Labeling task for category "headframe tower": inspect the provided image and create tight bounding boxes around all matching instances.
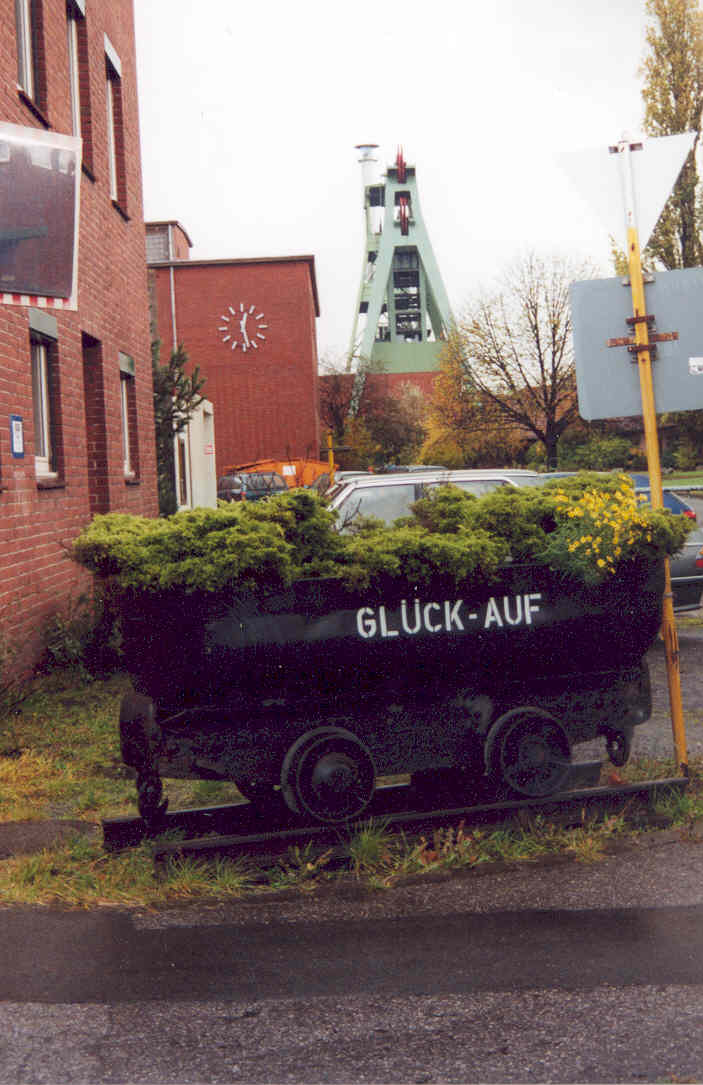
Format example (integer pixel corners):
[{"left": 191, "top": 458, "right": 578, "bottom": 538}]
[{"left": 347, "top": 145, "right": 452, "bottom": 404}]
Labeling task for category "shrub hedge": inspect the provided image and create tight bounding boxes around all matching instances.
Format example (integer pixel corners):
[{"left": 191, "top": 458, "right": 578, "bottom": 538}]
[{"left": 71, "top": 474, "right": 691, "bottom": 597}]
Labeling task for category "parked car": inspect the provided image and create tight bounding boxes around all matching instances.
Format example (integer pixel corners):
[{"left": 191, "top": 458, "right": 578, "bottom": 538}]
[
  {"left": 326, "top": 468, "right": 546, "bottom": 529},
  {"left": 627, "top": 474, "right": 697, "bottom": 521},
  {"left": 217, "top": 471, "right": 288, "bottom": 503},
  {"left": 627, "top": 478, "right": 702, "bottom": 609},
  {"left": 668, "top": 528, "right": 703, "bottom": 610}
]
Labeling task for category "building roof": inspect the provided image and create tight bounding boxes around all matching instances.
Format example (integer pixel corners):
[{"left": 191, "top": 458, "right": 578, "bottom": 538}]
[
  {"left": 145, "top": 220, "right": 194, "bottom": 247},
  {"left": 147, "top": 253, "right": 320, "bottom": 317}
]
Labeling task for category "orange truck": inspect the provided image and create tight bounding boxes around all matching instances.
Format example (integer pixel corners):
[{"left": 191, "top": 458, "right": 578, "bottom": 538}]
[{"left": 224, "top": 458, "right": 335, "bottom": 492}]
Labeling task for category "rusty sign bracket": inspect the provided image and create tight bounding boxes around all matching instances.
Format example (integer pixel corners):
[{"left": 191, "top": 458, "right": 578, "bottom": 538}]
[{"left": 606, "top": 313, "right": 678, "bottom": 361}]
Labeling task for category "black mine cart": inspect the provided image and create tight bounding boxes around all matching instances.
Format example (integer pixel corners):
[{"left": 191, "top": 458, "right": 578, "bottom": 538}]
[{"left": 117, "top": 558, "right": 665, "bottom": 825}]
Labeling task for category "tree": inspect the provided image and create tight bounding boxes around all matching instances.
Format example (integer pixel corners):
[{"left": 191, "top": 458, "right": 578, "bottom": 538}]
[
  {"left": 318, "top": 358, "right": 352, "bottom": 443},
  {"left": 640, "top": 0, "right": 703, "bottom": 269},
  {"left": 318, "top": 357, "right": 428, "bottom": 467},
  {"left": 640, "top": 0, "right": 703, "bottom": 465},
  {"left": 152, "top": 341, "right": 207, "bottom": 516},
  {"left": 443, "top": 253, "right": 586, "bottom": 469},
  {"left": 423, "top": 330, "right": 526, "bottom": 467}
]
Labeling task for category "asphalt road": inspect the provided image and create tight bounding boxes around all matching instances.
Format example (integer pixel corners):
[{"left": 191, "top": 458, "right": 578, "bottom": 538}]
[{"left": 3, "top": 834, "right": 703, "bottom": 1083}]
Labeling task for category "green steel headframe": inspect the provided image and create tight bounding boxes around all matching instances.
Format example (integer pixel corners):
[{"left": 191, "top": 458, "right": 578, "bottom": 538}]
[{"left": 347, "top": 145, "right": 452, "bottom": 409}]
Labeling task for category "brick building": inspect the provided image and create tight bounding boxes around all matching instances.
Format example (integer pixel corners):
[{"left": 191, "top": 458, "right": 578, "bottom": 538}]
[
  {"left": 147, "top": 222, "right": 321, "bottom": 473},
  {"left": 0, "top": 0, "right": 157, "bottom": 669}
]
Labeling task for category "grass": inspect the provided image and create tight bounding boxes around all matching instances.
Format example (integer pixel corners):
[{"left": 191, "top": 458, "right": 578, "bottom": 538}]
[
  {"left": 666, "top": 471, "right": 703, "bottom": 489},
  {"left": 1, "top": 667, "right": 703, "bottom": 908}
]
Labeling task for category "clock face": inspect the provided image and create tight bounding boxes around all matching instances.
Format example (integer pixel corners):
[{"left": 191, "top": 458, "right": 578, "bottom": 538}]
[{"left": 218, "top": 303, "right": 268, "bottom": 352}]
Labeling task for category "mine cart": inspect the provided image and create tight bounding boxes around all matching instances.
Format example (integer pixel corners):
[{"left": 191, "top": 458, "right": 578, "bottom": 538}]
[{"left": 117, "top": 558, "right": 664, "bottom": 825}]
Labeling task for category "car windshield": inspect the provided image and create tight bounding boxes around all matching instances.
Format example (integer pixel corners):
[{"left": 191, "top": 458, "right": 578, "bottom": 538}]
[
  {"left": 336, "top": 483, "right": 417, "bottom": 526},
  {"left": 422, "top": 479, "right": 510, "bottom": 497}
]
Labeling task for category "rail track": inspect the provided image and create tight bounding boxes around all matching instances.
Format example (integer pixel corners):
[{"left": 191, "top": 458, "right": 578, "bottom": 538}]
[{"left": 102, "top": 766, "right": 688, "bottom": 875}]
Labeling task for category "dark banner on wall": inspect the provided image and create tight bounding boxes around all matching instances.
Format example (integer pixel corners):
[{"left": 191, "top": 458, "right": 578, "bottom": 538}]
[{"left": 0, "top": 122, "right": 81, "bottom": 310}]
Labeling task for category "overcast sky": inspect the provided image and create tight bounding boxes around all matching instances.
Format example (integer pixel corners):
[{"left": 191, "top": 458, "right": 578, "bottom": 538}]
[{"left": 133, "top": 0, "right": 651, "bottom": 362}]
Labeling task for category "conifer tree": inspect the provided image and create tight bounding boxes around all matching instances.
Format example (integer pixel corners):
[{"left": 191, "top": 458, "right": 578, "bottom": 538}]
[{"left": 152, "top": 341, "right": 206, "bottom": 516}]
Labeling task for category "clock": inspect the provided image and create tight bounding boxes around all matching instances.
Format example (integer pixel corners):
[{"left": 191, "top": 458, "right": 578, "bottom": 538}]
[{"left": 218, "top": 303, "right": 268, "bottom": 352}]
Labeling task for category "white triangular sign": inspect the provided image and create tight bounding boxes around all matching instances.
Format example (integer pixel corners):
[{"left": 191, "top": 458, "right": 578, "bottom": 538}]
[
  {"left": 556, "top": 131, "right": 696, "bottom": 250},
  {"left": 631, "top": 132, "right": 696, "bottom": 249}
]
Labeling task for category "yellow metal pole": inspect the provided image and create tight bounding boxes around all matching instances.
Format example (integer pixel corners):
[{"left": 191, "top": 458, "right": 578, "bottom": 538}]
[
  {"left": 327, "top": 432, "right": 335, "bottom": 485},
  {"left": 626, "top": 225, "right": 688, "bottom": 775}
]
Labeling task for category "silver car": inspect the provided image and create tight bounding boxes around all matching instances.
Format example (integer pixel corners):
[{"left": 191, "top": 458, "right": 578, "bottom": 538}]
[{"left": 327, "top": 468, "right": 546, "bottom": 529}]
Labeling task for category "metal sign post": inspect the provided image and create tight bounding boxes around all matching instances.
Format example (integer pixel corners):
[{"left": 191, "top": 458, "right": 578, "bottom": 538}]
[{"left": 614, "top": 137, "right": 687, "bottom": 774}]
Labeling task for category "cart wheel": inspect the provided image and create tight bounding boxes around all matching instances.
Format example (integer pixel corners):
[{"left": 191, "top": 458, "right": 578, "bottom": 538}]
[
  {"left": 281, "top": 727, "right": 376, "bottom": 823},
  {"left": 485, "top": 708, "right": 571, "bottom": 798},
  {"left": 605, "top": 728, "right": 632, "bottom": 767},
  {"left": 136, "top": 770, "right": 168, "bottom": 827}
]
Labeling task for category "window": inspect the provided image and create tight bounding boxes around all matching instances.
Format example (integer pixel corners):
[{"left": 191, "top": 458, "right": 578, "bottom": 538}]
[
  {"left": 336, "top": 483, "right": 417, "bottom": 529},
  {"left": 105, "top": 36, "right": 126, "bottom": 210},
  {"left": 31, "top": 339, "right": 53, "bottom": 475},
  {"left": 67, "top": 8, "right": 80, "bottom": 135},
  {"left": 424, "top": 479, "right": 509, "bottom": 497},
  {"left": 29, "top": 311, "right": 62, "bottom": 482},
  {"left": 82, "top": 333, "right": 109, "bottom": 514},
  {"left": 118, "top": 352, "right": 139, "bottom": 481},
  {"left": 15, "top": 0, "right": 47, "bottom": 115},
  {"left": 66, "top": 1, "right": 92, "bottom": 170},
  {"left": 176, "top": 433, "right": 189, "bottom": 507},
  {"left": 119, "top": 375, "right": 131, "bottom": 475},
  {"left": 15, "top": 0, "right": 35, "bottom": 97}
]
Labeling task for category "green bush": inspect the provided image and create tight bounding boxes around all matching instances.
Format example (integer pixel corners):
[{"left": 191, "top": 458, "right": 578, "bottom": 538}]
[
  {"left": 558, "top": 435, "right": 633, "bottom": 471},
  {"left": 673, "top": 439, "right": 699, "bottom": 471},
  {"left": 71, "top": 491, "right": 344, "bottom": 595},
  {"left": 72, "top": 475, "right": 692, "bottom": 599}
]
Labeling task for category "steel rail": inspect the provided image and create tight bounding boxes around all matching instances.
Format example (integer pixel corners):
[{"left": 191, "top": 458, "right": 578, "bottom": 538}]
[{"left": 102, "top": 769, "right": 688, "bottom": 872}]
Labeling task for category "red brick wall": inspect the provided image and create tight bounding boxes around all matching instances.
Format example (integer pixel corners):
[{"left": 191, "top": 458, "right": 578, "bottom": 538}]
[
  {"left": 150, "top": 258, "right": 320, "bottom": 472},
  {"left": 0, "top": 0, "right": 157, "bottom": 671},
  {"left": 319, "top": 370, "right": 437, "bottom": 412},
  {"left": 364, "top": 371, "right": 437, "bottom": 400}
]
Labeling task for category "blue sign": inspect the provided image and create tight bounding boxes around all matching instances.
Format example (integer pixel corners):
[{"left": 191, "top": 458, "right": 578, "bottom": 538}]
[
  {"left": 10, "top": 414, "right": 23, "bottom": 458},
  {"left": 571, "top": 267, "right": 703, "bottom": 420}
]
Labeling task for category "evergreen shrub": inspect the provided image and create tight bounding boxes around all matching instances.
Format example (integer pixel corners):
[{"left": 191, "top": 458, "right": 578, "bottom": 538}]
[{"left": 72, "top": 475, "right": 691, "bottom": 599}]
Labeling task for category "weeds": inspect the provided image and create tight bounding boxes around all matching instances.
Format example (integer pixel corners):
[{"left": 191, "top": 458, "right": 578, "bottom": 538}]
[
  {"left": 346, "top": 819, "right": 395, "bottom": 875},
  {"left": 267, "top": 842, "right": 334, "bottom": 891}
]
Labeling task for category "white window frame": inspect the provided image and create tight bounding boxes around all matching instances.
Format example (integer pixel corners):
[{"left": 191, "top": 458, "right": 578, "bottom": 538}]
[
  {"left": 120, "top": 373, "right": 133, "bottom": 477},
  {"left": 31, "top": 339, "right": 53, "bottom": 476},
  {"left": 106, "top": 70, "right": 117, "bottom": 200},
  {"left": 15, "top": 0, "right": 34, "bottom": 98},
  {"left": 175, "top": 430, "right": 191, "bottom": 508},
  {"left": 67, "top": 7, "right": 81, "bottom": 138},
  {"left": 105, "top": 38, "right": 122, "bottom": 203}
]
